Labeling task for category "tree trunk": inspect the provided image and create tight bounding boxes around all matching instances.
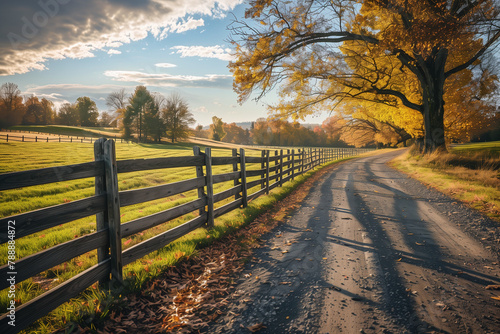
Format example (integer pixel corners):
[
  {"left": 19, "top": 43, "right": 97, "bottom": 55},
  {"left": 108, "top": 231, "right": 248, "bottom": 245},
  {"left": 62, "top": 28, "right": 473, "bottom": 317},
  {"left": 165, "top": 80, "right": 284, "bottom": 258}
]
[{"left": 417, "top": 49, "right": 448, "bottom": 153}]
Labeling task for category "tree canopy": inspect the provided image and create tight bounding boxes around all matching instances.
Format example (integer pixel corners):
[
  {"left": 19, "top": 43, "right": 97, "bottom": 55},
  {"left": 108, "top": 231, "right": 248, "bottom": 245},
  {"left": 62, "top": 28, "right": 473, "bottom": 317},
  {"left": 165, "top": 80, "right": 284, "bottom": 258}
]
[
  {"left": 162, "top": 93, "right": 195, "bottom": 143},
  {"left": 210, "top": 116, "right": 226, "bottom": 141},
  {"left": 229, "top": 0, "right": 500, "bottom": 151},
  {"left": 0, "top": 83, "right": 25, "bottom": 128}
]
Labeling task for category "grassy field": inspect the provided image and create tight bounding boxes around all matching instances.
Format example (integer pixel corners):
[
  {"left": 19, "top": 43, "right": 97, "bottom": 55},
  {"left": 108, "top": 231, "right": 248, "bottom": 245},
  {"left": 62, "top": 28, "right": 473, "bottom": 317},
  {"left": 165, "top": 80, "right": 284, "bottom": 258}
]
[
  {"left": 0, "top": 140, "right": 335, "bottom": 333},
  {"left": 9, "top": 125, "right": 121, "bottom": 138},
  {"left": 391, "top": 141, "right": 500, "bottom": 222},
  {"left": 451, "top": 141, "right": 500, "bottom": 157}
]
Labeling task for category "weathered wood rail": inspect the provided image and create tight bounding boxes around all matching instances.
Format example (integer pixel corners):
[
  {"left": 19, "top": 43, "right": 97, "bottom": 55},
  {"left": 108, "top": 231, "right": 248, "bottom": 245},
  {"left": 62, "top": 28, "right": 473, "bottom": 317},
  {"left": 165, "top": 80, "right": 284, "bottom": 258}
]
[{"left": 0, "top": 138, "right": 370, "bottom": 333}]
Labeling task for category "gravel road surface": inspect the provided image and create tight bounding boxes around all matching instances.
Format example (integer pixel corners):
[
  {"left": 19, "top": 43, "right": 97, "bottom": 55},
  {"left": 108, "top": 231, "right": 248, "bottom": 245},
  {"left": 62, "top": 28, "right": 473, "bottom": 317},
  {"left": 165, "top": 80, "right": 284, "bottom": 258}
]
[{"left": 204, "top": 150, "right": 500, "bottom": 334}]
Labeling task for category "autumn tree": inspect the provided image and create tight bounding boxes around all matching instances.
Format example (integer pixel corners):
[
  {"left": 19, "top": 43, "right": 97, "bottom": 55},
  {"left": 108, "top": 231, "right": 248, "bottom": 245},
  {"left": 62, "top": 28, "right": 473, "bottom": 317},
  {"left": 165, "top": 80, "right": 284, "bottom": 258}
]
[
  {"left": 162, "top": 93, "right": 195, "bottom": 143},
  {"left": 99, "top": 111, "right": 116, "bottom": 127},
  {"left": 22, "top": 96, "right": 44, "bottom": 125},
  {"left": 106, "top": 88, "right": 127, "bottom": 128},
  {"left": 339, "top": 109, "right": 414, "bottom": 147},
  {"left": 250, "top": 118, "right": 272, "bottom": 145},
  {"left": 210, "top": 116, "right": 226, "bottom": 141},
  {"left": 194, "top": 124, "right": 210, "bottom": 138},
  {"left": 57, "top": 103, "right": 79, "bottom": 126},
  {"left": 125, "top": 86, "right": 155, "bottom": 141},
  {"left": 0, "top": 82, "right": 25, "bottom": 128},
  {"left": 40, "top": 98, "right": 55, "bottom": 124},
  {"left": 223, "top": 122, "right": 252, "bottom": 144},
  {"left": 230, "top": 0, "right": 500, "bottom": 152},
  {"left": 76, "top": 96, "right": 99, "bottom": 127}
]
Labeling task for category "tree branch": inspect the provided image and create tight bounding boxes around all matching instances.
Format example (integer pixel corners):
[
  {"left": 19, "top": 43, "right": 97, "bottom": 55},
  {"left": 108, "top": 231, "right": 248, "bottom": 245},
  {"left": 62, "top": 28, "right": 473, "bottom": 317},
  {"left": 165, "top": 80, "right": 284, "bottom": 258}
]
[
  {"left": 445, "top": 30, "right": 500, "bottom": 78},
  {"left": 266, "top": 31, "right": 378, "bottom": 63},
  {"left": 372, "top": 88, "right": 423, "bottom": 112}
]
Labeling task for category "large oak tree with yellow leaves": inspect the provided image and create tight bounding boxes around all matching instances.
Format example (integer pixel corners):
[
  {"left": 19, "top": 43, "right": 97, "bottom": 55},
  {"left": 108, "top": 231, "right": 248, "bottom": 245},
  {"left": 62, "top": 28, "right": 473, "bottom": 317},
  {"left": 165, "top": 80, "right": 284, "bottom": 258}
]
[{"left": 229, "top": 0, "right": 500, "bottom": 151}]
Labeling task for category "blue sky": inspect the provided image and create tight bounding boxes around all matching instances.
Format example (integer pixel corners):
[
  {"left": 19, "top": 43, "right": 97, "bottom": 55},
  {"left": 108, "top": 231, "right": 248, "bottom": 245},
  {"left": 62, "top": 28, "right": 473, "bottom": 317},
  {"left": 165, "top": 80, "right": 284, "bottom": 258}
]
[{"left": 0, "top": 0, "right": 328, "bottom": 126}]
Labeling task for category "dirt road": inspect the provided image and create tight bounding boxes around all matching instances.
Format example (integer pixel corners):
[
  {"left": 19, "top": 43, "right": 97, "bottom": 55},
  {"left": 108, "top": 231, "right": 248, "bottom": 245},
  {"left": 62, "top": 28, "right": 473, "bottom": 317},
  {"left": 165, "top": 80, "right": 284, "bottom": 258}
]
[{"left": 205, "top": 150, "right": 500, "bottom": 334}]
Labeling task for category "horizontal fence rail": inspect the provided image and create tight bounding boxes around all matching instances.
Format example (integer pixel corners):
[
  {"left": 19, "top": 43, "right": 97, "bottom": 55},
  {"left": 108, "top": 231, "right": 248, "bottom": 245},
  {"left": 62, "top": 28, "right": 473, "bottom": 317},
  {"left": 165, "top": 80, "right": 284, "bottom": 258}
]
[{"left": 0, "top": 138, "right": 372, "bottom": 333}]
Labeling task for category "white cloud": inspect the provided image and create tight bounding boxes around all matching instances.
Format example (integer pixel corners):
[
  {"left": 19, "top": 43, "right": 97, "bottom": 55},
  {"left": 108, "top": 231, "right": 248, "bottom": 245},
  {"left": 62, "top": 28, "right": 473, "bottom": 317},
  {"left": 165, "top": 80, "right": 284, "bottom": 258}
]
[
  {"left": 0, "top": 0, "right": 243, "bottom": 75},
  {"left": 104, "top": 70, "right": 232, "bottom": 88},
  {"left": 106, "top": 41, "right": 123, "bottom": 48},
  {"left": 170, "top": 17, "right": 205, "bottom": 33},
  {"left": 195, "top": 106, "right": 209, "bottom": 113},
  {"left": 155, "top": 63, "right": 177, "bottom": 68},
  {"left": 26, "top": 83, "right": 128, "bottom": 93},
  {"left": 170, "top": 45, "right": 234, "bottom": 61},
  {"left": 108, "top": 49, "right": 121, "bottom": 55}
]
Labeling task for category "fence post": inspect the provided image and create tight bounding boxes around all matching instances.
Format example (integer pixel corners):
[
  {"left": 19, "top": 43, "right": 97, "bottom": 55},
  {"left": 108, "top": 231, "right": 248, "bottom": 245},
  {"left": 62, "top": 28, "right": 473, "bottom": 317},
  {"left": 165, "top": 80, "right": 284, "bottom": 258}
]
[
  {"left": 308, "top": 148, "right": 312, "bottom": 170},
  {"left": 279, "top": 149, "right": 283, "bottom": 186},
  {"left": 291, "top": 149, "right": 295, "bottom": 180},
  {"left": 260, "top": 150, "right": 265, "bottom": 190},
  {"left": 274, "top": 150, "right": 279, "bottom": 184},
  {"left": 286, "top": 149, "right": 290, "bottom": 179},
  {"left": 94, "top": 138, "right": 110, "bottom": 286},
  {"left": 240, "top": 148, "right": 248, "bottom": 208},
  {"left": 6, "top": 134, "right": 8, "bottom": 142},
  {"left": 35, "top": 136, "right": 37, "bottom": 142},
  {"left": 103, "top": 139, "right": 123, "bottom": 286},
  {"left": 204, "top": 148, "right": 214, "bottom": 228},
  {"left": 265, "top": 150, "right": 270, "bottom": 194},
  {"left": 232, "top": 149, "right": 240, "bottom": 200},
  {"left": 301, "top": 149, "right": 305, "bottom": 174},
  {"left": 193, "top": 147, "right": 207, "bottom": 219}
]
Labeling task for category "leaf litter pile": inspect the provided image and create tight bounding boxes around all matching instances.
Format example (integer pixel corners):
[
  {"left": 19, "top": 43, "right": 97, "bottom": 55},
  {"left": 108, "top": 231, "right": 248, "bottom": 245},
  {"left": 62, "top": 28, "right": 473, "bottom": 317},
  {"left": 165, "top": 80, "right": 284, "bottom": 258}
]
[{"left": 92, "top": 163, "right": 341, "bottom": 333}]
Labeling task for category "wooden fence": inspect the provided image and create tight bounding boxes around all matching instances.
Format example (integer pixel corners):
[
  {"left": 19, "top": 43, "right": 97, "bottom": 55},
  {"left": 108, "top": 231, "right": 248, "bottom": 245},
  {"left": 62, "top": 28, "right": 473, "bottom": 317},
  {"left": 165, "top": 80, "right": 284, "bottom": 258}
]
[
  {"left": 0, "top": 138, "right": 371, "bottom": 333},
  {"left": 0, "top": 132, "right": 127, "bottom": 143}
]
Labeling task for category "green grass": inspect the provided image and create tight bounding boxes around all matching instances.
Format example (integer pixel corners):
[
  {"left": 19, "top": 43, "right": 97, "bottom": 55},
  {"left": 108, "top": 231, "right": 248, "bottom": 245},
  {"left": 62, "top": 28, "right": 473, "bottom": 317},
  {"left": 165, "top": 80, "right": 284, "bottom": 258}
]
[
  {"left": 0, "top": 141, "right": 326, "bottom": 333},
  {"left": 9, "top": 125, "right": 122, "bottom": 138},
  {"left": 451, "top": 141, "right": 500, "bottom": 158}
]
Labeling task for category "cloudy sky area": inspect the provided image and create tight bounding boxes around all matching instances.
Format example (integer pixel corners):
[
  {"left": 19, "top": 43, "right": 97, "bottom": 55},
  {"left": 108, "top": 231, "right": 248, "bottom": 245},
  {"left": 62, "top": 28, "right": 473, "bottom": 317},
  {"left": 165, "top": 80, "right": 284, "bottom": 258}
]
[{"left": 0, "top": 0, "right": 320, "bottom": 126}]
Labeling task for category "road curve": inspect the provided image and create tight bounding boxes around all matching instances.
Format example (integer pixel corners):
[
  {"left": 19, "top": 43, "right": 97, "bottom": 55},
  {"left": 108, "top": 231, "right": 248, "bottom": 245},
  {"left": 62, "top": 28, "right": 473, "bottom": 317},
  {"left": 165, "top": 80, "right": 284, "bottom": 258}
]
[{"left": 204, "top": 150, "right": 500, "bottom": 334}]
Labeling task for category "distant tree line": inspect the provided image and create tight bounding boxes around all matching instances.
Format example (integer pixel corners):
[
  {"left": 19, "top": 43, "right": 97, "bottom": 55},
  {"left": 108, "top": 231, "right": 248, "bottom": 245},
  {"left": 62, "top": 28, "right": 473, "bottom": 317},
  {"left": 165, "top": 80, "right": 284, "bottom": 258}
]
[
  {"left": 0, "top": 82, "right": 116, "bottom": 129},
  {"left": 193, "top": 116, "right": 350, "bottom": 148}
]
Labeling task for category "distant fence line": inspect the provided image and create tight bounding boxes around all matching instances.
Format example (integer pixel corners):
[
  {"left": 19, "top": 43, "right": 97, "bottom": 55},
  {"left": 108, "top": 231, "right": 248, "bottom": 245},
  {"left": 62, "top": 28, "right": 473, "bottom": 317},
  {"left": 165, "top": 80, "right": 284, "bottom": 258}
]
[
  {"left": 0, "top": 138, "right": 372, "bottom": 333},
  {"left": 0, "top": 131, "right": 126, "bottom": 144}
]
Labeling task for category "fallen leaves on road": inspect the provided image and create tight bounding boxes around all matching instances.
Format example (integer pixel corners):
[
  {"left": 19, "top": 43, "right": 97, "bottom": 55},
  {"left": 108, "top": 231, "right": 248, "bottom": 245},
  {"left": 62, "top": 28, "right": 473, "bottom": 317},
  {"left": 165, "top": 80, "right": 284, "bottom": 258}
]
[
  {"left": 247, "top": 323, "right": 266, "bottom": 332},
  {"left": 486, "top": 285, "right": 500, "bottom": 290}
]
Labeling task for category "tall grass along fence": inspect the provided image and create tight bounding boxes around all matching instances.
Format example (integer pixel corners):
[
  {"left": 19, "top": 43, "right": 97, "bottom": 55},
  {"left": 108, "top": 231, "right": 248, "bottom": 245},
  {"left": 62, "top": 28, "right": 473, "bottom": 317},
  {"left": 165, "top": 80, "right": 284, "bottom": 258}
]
[{"left": 0, "top": 138, "right": 370, "bottom": 333}]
